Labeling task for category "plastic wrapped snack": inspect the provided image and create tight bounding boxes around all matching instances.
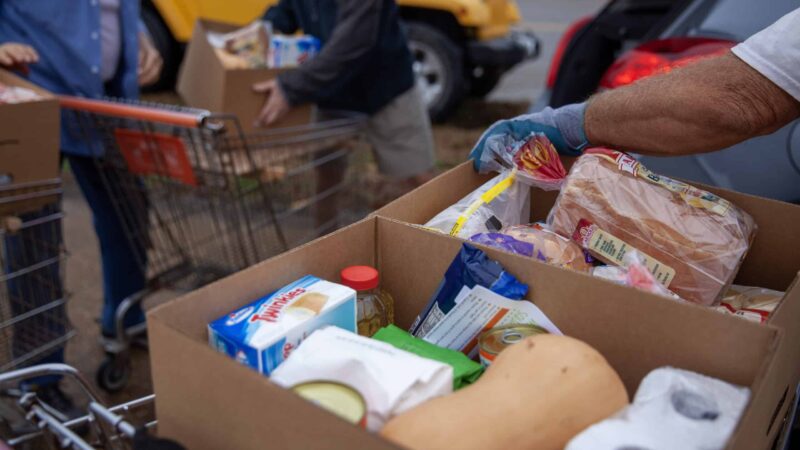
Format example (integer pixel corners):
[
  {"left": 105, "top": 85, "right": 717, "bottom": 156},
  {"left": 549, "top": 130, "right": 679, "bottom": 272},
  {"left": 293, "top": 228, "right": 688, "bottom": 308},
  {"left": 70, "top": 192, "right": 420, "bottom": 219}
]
[
  {"left": 207, "top": 21, "right": 272, "bottom": 68},
  {"left": 548, "top": 148, "right": 756, "bottom": 305},
  {"left": 425, "top": 171, "right": 530, "bottom": 238},
  {"left": 591, "top": 251, "right": 682, "bottom": 300},
  {"left": 469, "top": 233, "right": 535, "bottom": 257},
  {"left": 409, "top": 244, "right": 528, "bottom": 339},
  {"left": 425, "top": 134, "right": 565, "bottom": 238},
  {"left": 714, "top": 285, "right": 784, "bottom": 323},
  {"left": 0, "top": 83, "right": 42, "bottom": 104},
  {"left": 500, "top": 223, "right": 593, "bottom": 272}
]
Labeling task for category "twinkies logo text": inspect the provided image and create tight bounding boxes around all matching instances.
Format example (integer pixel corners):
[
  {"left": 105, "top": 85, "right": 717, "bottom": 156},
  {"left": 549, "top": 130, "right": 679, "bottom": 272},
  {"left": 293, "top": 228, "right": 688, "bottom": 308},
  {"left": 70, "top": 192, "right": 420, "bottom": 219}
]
[
  {"left": 226, "top": 306, "right": 254, "bottom": 326},
  {"left": 250, "top": 287, "right": 306, "bottom": 323}
]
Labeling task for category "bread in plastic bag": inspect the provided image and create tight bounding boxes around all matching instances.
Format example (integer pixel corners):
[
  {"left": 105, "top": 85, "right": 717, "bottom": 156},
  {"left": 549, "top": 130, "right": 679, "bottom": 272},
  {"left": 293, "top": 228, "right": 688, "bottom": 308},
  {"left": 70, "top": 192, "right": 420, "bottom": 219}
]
[
  {"left": 548, "top": 148, "right": 756, "bottom": 305},
  {"left": 425, "top": 134, "right": 565, "bottom": 238},
  {"left": 499, "top": 223, "right": 593, "bottom": 272},
  {"left": 468, "top": 232, "right": 536, "bottom": 258},
  {"left": 714, "top": 284, "right": 784, "bottom": 323}
]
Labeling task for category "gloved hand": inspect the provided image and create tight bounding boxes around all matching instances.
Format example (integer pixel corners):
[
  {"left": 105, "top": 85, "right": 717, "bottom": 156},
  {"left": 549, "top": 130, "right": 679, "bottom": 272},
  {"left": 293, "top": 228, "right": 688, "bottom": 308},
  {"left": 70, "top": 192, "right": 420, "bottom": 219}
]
[{"left": 469, "top": 103, "right": 590, "bottom": 171}]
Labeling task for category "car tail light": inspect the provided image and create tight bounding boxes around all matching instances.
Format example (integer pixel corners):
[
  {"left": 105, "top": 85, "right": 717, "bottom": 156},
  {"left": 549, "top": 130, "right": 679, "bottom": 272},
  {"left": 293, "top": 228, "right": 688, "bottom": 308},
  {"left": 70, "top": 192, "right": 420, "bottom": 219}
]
[
  {"left": 599, "top": 37, "right": 736, "bottom": 90},
  {"left": 546, "top": 16, "right": 593, "bottom": 89}
]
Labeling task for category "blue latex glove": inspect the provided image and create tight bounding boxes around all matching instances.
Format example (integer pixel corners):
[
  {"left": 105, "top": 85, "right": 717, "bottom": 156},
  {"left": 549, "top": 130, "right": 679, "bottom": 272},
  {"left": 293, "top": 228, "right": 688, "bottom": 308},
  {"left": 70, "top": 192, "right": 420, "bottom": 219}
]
[{"left": 469, "top": 103, "right": 590, "bottom": 171}]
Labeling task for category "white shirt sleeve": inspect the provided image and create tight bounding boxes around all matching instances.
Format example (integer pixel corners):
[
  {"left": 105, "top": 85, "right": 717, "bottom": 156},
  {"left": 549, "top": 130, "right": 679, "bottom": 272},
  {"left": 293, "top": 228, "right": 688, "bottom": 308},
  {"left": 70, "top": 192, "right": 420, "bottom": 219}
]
[{"left": 731, "top": 7, "right": 800, "bottom": 102}]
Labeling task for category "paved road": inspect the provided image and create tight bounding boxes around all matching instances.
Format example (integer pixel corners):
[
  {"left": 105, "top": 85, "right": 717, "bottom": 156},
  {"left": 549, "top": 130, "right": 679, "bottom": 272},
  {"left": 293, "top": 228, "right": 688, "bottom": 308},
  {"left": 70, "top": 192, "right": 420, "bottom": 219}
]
[{"left": 489, "top": 0, "right": 607, "bottom": 104}]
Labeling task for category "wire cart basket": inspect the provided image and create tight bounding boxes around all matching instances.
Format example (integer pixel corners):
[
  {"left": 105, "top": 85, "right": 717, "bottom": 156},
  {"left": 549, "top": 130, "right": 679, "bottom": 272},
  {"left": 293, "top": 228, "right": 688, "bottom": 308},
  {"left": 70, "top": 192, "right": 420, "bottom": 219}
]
[
  {"left": 0, "top": 363, "right": 175, "bottom": 450},
  {"left": 0, "top": 180, "right": 73, "bottom": 378},
  {"left": 59, "top": 96, "right": 369, "bottom": 392}
]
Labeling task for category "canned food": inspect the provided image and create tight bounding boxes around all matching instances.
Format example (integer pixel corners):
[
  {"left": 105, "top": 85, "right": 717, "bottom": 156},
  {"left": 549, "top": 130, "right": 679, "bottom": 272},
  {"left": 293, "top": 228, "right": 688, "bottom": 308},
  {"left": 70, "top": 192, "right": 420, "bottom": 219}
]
[
  {"left": 291, "top": 381, "right": 367, "bottom": 428},
  {"left": 479, "top": 324, "right": 549, "bottom": 366}
]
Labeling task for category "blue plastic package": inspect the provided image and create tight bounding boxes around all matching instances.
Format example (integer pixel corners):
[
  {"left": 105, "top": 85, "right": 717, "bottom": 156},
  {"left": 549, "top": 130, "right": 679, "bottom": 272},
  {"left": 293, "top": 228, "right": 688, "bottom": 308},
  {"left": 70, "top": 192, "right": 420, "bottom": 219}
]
[
  {"left": 469, "top": 233, "right": 535, "bottom": 258},
  {"left": 409, "top": 243, "right": 528, "bottom": 337}
]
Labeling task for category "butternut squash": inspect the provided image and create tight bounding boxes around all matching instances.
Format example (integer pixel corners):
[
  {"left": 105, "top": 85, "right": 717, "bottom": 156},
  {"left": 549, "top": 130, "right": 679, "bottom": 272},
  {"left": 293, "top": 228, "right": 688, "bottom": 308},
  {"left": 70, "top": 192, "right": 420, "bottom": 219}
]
[{"left": 380, "top": 334, "right": 629, "bottom": 450}]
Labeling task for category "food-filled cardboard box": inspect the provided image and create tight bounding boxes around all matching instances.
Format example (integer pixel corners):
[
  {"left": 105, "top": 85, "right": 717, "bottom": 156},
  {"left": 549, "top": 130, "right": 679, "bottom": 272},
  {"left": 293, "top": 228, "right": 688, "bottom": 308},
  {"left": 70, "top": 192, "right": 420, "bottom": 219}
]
[
  {"left": 177, "top": 19, "right": 314, "bottom": 133},
  {"left": 376, "top": 160, "right": 800, "bottom": 445},
  {"left": 149, "top": 216, "right": 789, "bottom": 450},
  {"left": 0, "top": 69, "right": 60, "bottom": 214}
]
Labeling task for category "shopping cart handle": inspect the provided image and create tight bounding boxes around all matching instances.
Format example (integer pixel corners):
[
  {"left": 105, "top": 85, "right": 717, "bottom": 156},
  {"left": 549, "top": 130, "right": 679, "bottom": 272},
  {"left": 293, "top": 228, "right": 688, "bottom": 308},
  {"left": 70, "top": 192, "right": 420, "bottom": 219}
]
[{"left": 59, "top": 95, "right": 209, "bottom": 128}]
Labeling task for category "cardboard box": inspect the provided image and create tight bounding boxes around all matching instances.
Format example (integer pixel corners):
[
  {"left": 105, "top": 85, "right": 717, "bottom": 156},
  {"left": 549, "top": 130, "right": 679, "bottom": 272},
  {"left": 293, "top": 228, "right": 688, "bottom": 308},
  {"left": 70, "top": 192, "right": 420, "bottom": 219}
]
[
  {"left": 0, "top": 70, "right": 60, "bottom": 214},
  {"left": 376, "top": 161, "right": 800, "bottom": 445},
  {"left": 177, "top": 19, "right": 314, "bottom": 133},
  {"left": 149, "top": 216, "right": 788, "bottom": 450}
]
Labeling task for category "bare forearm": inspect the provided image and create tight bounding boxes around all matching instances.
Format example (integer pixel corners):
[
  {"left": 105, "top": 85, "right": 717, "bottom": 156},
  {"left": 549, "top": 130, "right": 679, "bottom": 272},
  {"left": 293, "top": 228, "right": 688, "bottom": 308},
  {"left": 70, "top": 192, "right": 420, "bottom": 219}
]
[{"left": 585, "top": 52, "right": 800, "bottom": 156}]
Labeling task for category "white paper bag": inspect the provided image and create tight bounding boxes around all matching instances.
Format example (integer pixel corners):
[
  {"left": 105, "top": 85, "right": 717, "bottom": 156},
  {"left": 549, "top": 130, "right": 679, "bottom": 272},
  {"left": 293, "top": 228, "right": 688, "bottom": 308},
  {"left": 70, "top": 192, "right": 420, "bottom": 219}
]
[{"left": 270, "top": 326, "right": 453, "bottom": 431}]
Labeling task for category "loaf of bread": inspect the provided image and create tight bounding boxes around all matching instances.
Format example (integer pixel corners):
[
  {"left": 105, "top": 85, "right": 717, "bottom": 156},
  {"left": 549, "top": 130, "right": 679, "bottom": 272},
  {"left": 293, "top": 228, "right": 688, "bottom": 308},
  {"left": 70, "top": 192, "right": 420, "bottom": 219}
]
[
  {"left": 501, "top": 223, "right": 593, "bottom": 272},
  {"left": 548, "top": 149, "right": 756, "bottom": 305}
]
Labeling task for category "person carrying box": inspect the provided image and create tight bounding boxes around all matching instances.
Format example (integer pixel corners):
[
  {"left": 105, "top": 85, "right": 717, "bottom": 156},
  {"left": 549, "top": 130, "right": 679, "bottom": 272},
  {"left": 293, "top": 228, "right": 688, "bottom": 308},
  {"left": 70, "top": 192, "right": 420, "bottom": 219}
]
[
  {"left": 0, "top": 0, "right": 162, "bottom": 419},
  {"left": 254, "top": 0, "right": 437, "bottom": 206}
]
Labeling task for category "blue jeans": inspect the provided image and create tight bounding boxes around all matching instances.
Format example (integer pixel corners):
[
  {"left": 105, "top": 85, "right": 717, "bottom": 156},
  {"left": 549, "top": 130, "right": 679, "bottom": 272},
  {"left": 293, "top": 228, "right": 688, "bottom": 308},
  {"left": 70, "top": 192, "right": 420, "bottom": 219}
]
[
  {"left": 67, "top": 155, "right": 147, "bottom": 336},
  {"left": 5, "top": 155, "right": 146, "bottom": 386}
]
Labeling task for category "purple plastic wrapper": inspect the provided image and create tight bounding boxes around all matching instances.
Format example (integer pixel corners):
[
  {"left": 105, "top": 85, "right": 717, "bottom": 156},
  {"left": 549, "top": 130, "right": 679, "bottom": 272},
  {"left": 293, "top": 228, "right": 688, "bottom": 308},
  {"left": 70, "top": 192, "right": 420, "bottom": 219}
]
[{"left": 468, "top": 233, "right": 536, "bottom": 258}]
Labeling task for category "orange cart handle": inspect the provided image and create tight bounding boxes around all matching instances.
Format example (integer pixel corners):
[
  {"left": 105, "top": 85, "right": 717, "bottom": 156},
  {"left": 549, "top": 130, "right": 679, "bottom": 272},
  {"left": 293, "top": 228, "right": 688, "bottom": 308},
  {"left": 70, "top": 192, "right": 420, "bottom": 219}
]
[{"left": 59, "top": 95, "right": 208, "bottom": 128}]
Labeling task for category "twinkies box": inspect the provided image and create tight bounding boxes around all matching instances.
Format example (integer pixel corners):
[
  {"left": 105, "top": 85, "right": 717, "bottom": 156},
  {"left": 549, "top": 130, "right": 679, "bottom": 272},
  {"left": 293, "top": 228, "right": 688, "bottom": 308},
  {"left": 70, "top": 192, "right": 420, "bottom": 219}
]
[
  {"left": 177, "top": 19, "right": 314, "bottom": 133},
  {"left": 150, "top": 216, "right": 786, "bottom": 450},
  {"left": 208, "top": 275, "right": 356, "bottom": 375},
  {"left": 375, "top": 161, "right": 800, "bottom": 448}
]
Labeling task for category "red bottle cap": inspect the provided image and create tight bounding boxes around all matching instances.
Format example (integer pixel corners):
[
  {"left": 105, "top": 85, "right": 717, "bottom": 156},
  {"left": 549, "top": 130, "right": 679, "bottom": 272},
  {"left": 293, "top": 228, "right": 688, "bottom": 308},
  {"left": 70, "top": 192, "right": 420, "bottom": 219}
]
[{"left": 340, "top": 265, "right": 379, "bottom": 291}]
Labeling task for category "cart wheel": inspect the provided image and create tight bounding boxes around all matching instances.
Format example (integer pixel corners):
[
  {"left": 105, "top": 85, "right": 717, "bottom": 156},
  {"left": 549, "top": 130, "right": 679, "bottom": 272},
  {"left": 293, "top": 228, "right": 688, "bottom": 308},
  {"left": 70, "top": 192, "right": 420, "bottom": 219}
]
[{"left": 96, "top": 357, "right": 131, "bottom": 393}]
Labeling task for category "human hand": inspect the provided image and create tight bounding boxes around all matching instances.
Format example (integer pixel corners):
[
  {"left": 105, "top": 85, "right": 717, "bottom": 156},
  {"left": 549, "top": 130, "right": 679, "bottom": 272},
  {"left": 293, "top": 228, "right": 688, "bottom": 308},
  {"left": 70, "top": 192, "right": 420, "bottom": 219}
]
[
  {"left": 469, "top": 103, "right": 589, "bottom": 171},
  {"left": 0, "top": 43, "right": 39, "bottom": 74},
  {"left": 253, "top": 79, "right": 290, "bottom": 127},
  {"left": 138, "top": 31, "right": 163, "bottom": 86}
]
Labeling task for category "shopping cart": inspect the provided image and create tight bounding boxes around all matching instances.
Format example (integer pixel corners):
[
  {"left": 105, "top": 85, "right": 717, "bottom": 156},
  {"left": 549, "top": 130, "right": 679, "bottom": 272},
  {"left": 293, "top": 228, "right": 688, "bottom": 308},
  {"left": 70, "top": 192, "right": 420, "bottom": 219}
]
[
  {"left": 59, "top": 97, "right": 369, "bottom": 392},
  {"left": 0, "top": 363, "right": 178, "bottom": 450},
  {"left": 0, "top": 180, "right": 73, "bottom": 378}
]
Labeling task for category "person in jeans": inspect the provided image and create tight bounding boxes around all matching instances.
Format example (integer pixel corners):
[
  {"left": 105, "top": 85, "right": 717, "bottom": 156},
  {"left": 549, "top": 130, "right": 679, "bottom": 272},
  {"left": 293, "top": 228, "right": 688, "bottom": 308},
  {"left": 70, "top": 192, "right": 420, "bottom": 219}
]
[
  {"left": 254, "top": 0, "right": 437, "bottom": 218},
  {"left": 0, "top": 0, "right": 162, "bottom": 419}
]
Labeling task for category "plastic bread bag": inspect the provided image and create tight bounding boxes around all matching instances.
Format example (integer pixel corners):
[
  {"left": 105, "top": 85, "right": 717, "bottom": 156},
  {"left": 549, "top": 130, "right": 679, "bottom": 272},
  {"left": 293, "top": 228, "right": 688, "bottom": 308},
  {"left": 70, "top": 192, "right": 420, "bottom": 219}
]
[
  {"left": 548, "top": 148, "right": 756, "bottom": 306},
  {"left": 591, "top": 251, "right": 682, "bottom": 301},
  {"left": 409, "top": 243, "right": 528, "bottom": 339},
  {"left": 500, "top": 223, "right": 593, "bottom": 272},
  {"left": 425, "top": 134, "right": 567, "bottom": 238},
  {"left": 714, "top": 285, "right": 784, "bottom": 323}
]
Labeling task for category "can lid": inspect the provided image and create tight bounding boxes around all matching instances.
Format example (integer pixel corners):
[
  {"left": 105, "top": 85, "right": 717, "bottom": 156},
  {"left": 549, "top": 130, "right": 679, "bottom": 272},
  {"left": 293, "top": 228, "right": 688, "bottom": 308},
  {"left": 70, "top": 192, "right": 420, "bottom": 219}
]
[
  {"left": 340, "top": 266, "right": 379, "bottom": 291},
  {"left": 291, "top": 381, "right": 366, "bottom": 426}
]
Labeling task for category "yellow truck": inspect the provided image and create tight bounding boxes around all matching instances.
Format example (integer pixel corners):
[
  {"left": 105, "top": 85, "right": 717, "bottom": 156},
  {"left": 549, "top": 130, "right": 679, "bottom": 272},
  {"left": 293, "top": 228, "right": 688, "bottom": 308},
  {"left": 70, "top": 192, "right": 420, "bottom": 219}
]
[{"left": 142, "top": 0, "right": 538, "bottom": 120}]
